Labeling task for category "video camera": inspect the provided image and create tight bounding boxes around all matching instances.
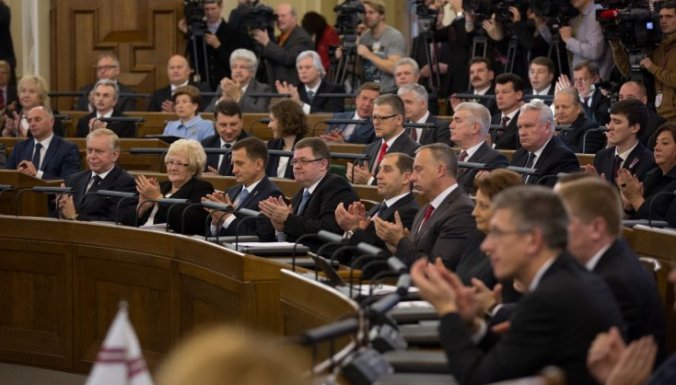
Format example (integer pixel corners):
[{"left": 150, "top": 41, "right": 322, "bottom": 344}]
[
  {"left": 240, "top": 2, "right": 277, "bottom": 37},
  {"left": 334, "top": 0, "right": 364, "bottom": 49},
  {"left": 530, "top": 0, "right": 579, "bottom": 29},
  {"left": 184, "top": 0, "right": 207, "bottom": 37},
  {"left": 596, "top": 0, "right": 661, "bottom": 50},
  {"left": 462, "top": 0, "right": 530, "bottom": 26}
]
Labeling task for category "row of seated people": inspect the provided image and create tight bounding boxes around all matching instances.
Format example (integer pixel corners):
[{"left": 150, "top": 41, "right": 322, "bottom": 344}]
[
  {"left": 5, "top": 113, "right": 674, "bottom": 385},
  {"left": 3, "top": 92, "right": 676, "bottom": 228}
]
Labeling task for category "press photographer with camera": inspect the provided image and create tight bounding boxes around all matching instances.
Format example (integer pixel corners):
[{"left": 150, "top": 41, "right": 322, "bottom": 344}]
[
  {"left": 610, "top": 1, "right": 676, "bottom": 123},
  {"left": 251, "top": 3, "right": 314, "bottom": 87},
  {"left": 538, "top": 0, "right": 614, "bottom": 80},
  {"left": 179, "top": 0, "right": 250, "bottom": 91}
]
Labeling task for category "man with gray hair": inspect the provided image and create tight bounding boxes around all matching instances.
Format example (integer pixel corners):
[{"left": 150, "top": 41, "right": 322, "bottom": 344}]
[
  {"left": 554, "top": 87, "right": 603, "bottom": 154},
  {"left": 75, "top": 79, "right": 136, "bottom": 138},
  {"left": 75, "top": 53, "right": 136, "bottom": 112},
  {"left": 398, "top": 83, "right": 450, "bottom": 145},
  {"left": 451, "top": 102, "right": 508, "bottom": 194},
  {"left": 510, "top": 99, "right": 580, "bottom": 186},
  {"left": 275, "top": 50, "right": 344, "bottom": 113}
]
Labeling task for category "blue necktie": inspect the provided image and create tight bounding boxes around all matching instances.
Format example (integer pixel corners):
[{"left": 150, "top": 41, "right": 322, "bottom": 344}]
[
  {"left": 296, "top": 189, "right": 311, "bottom": 215},
  {"left": 31, "top": 143, "right": 42, "bottom": 169},
  {"left": 235, "top": 187, "right": 249, "bottom": 209}
]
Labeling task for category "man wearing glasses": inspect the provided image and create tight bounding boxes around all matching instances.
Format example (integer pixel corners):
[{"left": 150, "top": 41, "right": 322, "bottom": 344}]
[
  {"left": 259, "top": 137, "right": 358, "bottom": 252},
  {"left": 346, "top": 94, "right": 418, "bottom": 185},
  {"left": 75, "top": 53, "right": 137, "bottom": 112}
]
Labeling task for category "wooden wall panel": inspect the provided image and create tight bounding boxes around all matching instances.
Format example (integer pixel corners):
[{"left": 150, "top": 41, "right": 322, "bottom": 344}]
[{"left": 50, "top": 0, "right": 186, "bottom": 111}]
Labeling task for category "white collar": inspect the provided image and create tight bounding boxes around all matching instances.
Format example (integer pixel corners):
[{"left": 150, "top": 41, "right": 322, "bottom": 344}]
[
  {"left": 415, "top": 111, "right": 431, "bottom": 124},
  {"left": 35, "top": 133, "right": 54, "bottom": 148},
  {"left": 383, "top": 130, "right": 405, "bottom": 148},
  {"left": 383, "top": 192, "right": 410, "bottom": 208},
  {"left": 474, "top": 85, "right": 491, "bottom": 95},
  {"left": 430, "top": 183, "right": 458, "bottom": 210},
  {"left": 528, "top": 256, "right": 557, "bottom": 292},
  {"left": 97, "top": 109, "right": 114, "bottom": 119},
  {"left": 91, "top": 166, "right": 114, "bottom": 181},
  {"left": 305, "top": 175, "right": 324, "bottom": 194},
  {"left": 463, "top": 140, "right": 485, "bottom": 159},
  {"left": 585, "top": 243, "right": 612, "bottom": 271},
  {"left": 533, "top": 84, "right": 552, "bottom": 95},
  {"left": 615, "top": 141, "right": 639, "bottom": 161},
  {"left": 305, "top": 80, "right": 321, "bottom": 94},
  {"left": 242, "top": 177, "right": 263, "bottom": 193},
  {"left": 171, "top": 80, "right": 190, "bottom": 92},
  {"left": 532, "top": 137, "right": 553, "bottom": 159}
]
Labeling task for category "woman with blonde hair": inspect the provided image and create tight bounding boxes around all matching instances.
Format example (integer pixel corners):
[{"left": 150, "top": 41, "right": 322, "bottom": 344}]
[{"left": 2, "top": 74, "right": 66, "bottom": 137}]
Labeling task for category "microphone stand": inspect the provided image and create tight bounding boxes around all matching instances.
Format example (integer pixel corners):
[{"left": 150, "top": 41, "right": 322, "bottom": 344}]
[
  {"left": 180, "top": 202, "right": 206, "bottom": 234},
  {"left": 233, "top": 208, "right": 262, "bottom": 251},
  {"left": 202, "top": 200, "right": 234, "bottom": 242},
  {"left": 95, "top": 190, "right": 138, "bottom": 225},
  {"left": 647, "top": 190, "right": 676, "bottom": 227}
]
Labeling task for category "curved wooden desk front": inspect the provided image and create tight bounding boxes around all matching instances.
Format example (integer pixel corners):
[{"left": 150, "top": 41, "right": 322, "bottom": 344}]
[{"left": 0, "top": 216, "right": 358, "bottom": 373}]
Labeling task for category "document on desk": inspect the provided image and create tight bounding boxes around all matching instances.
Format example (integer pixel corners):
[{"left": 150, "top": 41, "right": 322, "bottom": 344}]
[{"left": 225, "top": 242, "right": 310, "bottom": 255}]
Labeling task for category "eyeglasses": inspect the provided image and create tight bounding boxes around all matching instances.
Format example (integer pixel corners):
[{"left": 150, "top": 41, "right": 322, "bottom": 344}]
[
  {"left": 290, "top": 158, "right": 324, "bottom": 166},
  {"left": 485, "top": 227, "right": 531, "bottom": 239},
  {"left": 372, "top": 114, "right": 399, "bottom": 122},
  {"left": 96, "top": 65, "right": 118, "bottom": 71},
  {"left": 165, "top": 160, "right": 190, "bottom": 168}
]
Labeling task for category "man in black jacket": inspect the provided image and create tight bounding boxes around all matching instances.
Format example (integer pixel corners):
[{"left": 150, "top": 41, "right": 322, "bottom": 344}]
[
  {"left": 411, "top": 186, "right": 624, "bottom": 385},
  {"left": 76, "top": 79, "right": 136, "bottom": 138},
  {"left": 201, "top": 100, "right": 249, "bottom": 176}
]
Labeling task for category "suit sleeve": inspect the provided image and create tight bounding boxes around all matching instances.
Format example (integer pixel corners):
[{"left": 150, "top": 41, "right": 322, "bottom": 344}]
[
  {"left": 240, "top": 83, "right": 272, "bottom": 113},
  {"left": 261, "top": 33, "right": 314, "bottom": 67},
  {"left": 43, "top": 143, "right": 81, "bottom": 180},
  {"left": 283, "top": 179, "right": 358, "bottom": 238},
  {"left": 5, "top": 143, "right": 19, "bottom": 169},
  {"left": 310, "top": 84, "right": 345, "bottom": 113}
]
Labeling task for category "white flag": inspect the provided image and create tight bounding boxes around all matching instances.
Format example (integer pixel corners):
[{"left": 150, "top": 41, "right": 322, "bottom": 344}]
[{"left": 84, "top": 305, "right": 154, "bottom": 385}]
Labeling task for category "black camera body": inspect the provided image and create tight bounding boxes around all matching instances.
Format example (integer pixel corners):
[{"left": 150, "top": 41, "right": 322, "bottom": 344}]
[
  {"left": 184, "top": 0, "right": 207, "bottom": 37},
  {"left": 530, "top": 0, "right": 579, "bottom": 29},
  {"left": 596, "top": 0, "right": 662, "bottom": 50},
  {"left": 240, "top": 3, "right": 277, "bottom": 37},
  {"left": 334, "top": 0, "right": 364, "bottom": 49},
  {"left": 463, "top": 0, "right": 531, "bottom": 26}
]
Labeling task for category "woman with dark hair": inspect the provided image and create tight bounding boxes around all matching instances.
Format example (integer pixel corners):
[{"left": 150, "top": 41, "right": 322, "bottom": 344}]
[
  {"left": 266, "top": 100, "right": 309, "bottom": 179},
  {"left": 301, "top": 11, "right": 340, "bottom": 73},
  {"left": 618, "top": 123, "right": 676, "bottom": 226}
]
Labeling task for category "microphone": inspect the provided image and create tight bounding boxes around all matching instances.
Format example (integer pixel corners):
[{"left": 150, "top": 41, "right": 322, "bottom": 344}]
[
  {"left": 324, "top": 118, "right": 368, "bottom": 125},
  {"left": 367, "top": 293, "right": 402, "bottom": 323},
  {"left": 582, "top": 127, "right": 608, "bottom": 154},
  {"left": 458, "top": 161, "right": 486, "bottom": 170},
  {"left": 315, "top": 93, "right": 355, "bottom": 99},
  {"left": 315, "top": 230, "right": 348, "bottom": 281},
  {"left": 536, "top": 172, "right": 573, "bottom": 186},
  {"left": 96, "top": 190, "right": 138, "bottom": 225},
  {"left": 163, "top": 198, "right": 189, "bottom": 232},
  {"left": 403, "top": 122, "right": 437, "bottom": 129},
  {"left": 203, "top": 147, "right": 232, "bottom": 155},
  {"left": 291, "top": 233, "right": 321, "bottom": 272},
  {"left": 348, "top": 254, "right": 382, "bottom": 299},
  {"left": 356, "top": 242, "right": 387, "bottom": 257},
  {"left": 233, "top": 208, "right": 262, "bottom": 251},
  {"left": 453, "top": 93, "right": 495, "bottom": 101},
  {"left": 268, "top": 149, "right": 294, "bottom": 157},
  {"left": 647, "top": 190, "right": 676, "bottom": 228},
  {"left": 202, "top": 200, "right": 234, "bottom": 242},
  {"left": 127, "top": 147, "right": 168, "bottom": 155},
  {"left": 300, "top": 317, "right": 360, "bottom": 346},
  {"left": 507, "top": 166, "right": 537, "bottom": 175}
]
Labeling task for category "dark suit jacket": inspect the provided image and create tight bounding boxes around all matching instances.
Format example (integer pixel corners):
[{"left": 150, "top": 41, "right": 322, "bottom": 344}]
[
  {"left": 492, "top": 111, "right": 521, "bottom": 150},
  {"left": 457, "top": 142, "right": 509, "bottom": 195},
  {"left": 510, "top": 136, "right": 580, "bottom": 187},
  {"left": 410, "top": 114, "right": 451, "bottom": 146},
  {"left": 3, "top": 85, "right": 17, "bottom": 106},
  {"left": 473, "top": 85, "right": 498, "bottom": 116},
  {"left": 75, "top": 109, "right": 136, "bottom": 138},
  {"left": 137, "top": 178, "right": 214, "bottom": 235},
  {"left": 559, "top": 113, "right": 605, "bottom": 154},
  {"left": 439, "top": 253, "right": 624, "bottom": 385},
  {"left": 633, "top": 166, "right": 676, "bottom": 226},
  {"left": 204, "top": 79, "right": 272, "bottom": 113},
  {"left": 327, "top": 111, "right": 376, "bottom": 144},
  {"left": 594, "top": 142, "right": 655, "bottom": 184},
  {"left": 524, "top": 86, "right": 555, "bottom": 102},
  {"left": 64, "top": 165, "right": 137, "bottom": 225},
  {"left": 362, "top": 133, "right": 419, "bottom": 185},
  {"left": 266, "top": 135, "right": 302, "bottom": 179},
  {"left": 283, "top": 173, "right": 359, "bottom": 252},
  {"left": 261, "top": 25, "right": 314, "bottom": 86},
  {"left": 396, "top": 186, "right": 476, "bottom": 269},
  {"left": 587, "top": 88, "right": 611, "bottom": 126},
  {"left": 75, "top": 82, "right": 137, "bottom": 112},
  {"left": 643, "top": 109, "right": 667, "bottom": 150},
  {"left": 6, "top": 135, "right": 81, "bottom": 180},
  {"left": 298, "top": 80, "right": 345, "bottom": 113},
  {"left": 217, "top": 176, "right": 281, "bottom": 241},
  {"left": 201, "top": 130, "right": 249, "bottom": 176},
  {"left": 147, "top": 82, "right": 212, "bottom": 112},
  {"left": 349, "top": 193, "right": 420, "bottom": 259},
  {"left": 593, "top": 238, "right": 667, "bottom": 363}
]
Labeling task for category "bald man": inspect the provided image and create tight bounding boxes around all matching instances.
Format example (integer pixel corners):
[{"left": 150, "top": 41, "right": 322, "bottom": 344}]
[
  {"left": 148, "top": 54, "right": 211, "bottom": 112},
  {"left": 618, "top": 80, "right": 667, "bottom": 149},
  {"left": 251, "top": 3, "right": 313, "bottom": 86}
]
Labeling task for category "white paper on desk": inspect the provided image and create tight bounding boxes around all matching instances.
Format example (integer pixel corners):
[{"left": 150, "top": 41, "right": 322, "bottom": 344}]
[
  {"left": 393, "top": 300, "right": 432, "bottom": 309},
  {"left": 352, "top": 284, "right": 420, "bottom": 296},
  {"left": 139, "top": 223, "right": 168, "bottom": 232}
]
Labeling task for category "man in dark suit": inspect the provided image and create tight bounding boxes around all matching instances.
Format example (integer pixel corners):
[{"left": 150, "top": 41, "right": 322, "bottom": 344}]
[
  {"left": 6, "top": 106, "right": 80, "bottom": 180},
  {"left": 346, "top": 94, "right": 419, "bottom": 185},
  {"left": 558, "top": 177, "right": 667, "bottom": 364},
  {"left": 75, "top": 53, "right": 136, "bottom": 112},
  {"left": 592, "top": 99, "right": 655, "bottom": 184},
  {"left": 510, "top": 99, "right": 580, "bottom": 186},
  {"left": 554, "top": 87, "right": 605, "bottom": 154},
  {"left": 322, "top": 82, "right": 380, "bottom": 144},
  {"left": 375, "top": 144, "right": 475, "bottom": 269},
  {"left": 148, "top": 55, "right": 211, "bottom": 112},
  {"left": 398, "top": 83, "right": 451, "bottom": 146},
  {"left": 276, "top": 50, "right": 344, "bottom": 113},
  {"left": 618, "top": 80, "right": 666, "bottom": 149},
  {"left": 57, "top": 128, "right": 136, "bottom": 224},
  {"left": 450, "top": 57, "right": 496, "bottom": 116},
  {"left": 201, "top": 100, "right": 249, "bottom": 176},
  {"left": 204, "top": 137, "right": 281, "bottom": 241},
  {"left": 251, "top": 3, "right": 314, "bottom": 86},
  {"left": 451, "top": 102, "right": 509, "bottom": 195},
  {"left": 491, "top": 73, "right": 525, "bottom": 150},
  {"left": 75, "top": 79, "right": 136, "bottom": 138},
  {"left": 205, "top": 49, "right": 272, "bottom": 113},
  {"left": 336, "top": 152, "right": 419, "bottom": 256},
  {"left": 572, "top": 61, "right": 611, "bottom": 126},
  {"left": 524, "top": 56, "right": 555, "bottom": 102},
  {"left": 259, "top": 137, "right": 358, "bottom": 252},
  {"left": 411, "top": 186, "right": 624, "bottom": 385},
  {"left": 178, "top": 0, "right": 252, "bottom": 91}
]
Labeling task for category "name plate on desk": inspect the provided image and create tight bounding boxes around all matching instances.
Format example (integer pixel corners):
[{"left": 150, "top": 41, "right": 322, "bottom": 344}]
[{"left": 224, "top": 242, "right": 310, "bottom": 256}]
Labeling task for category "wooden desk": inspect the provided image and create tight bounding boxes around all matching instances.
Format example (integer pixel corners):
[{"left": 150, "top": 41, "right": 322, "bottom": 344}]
[
  {"left": 0, "top": 170, "right": 63, "bottom": 216},
  {"left": 0, "top": 216, "right": 358, "bottom": 373}
]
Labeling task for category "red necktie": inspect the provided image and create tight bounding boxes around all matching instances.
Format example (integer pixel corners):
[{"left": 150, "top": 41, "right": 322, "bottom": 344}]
[
  {"left": 373, "top": 142, "right": 388, "bottom": 173},
  {"left": 409, "top": 126, "right": 418, "bottom": 141},
  {"left": 419, "top": 205, "right": 435, "bottom": 231},
  {"left": 458, "top": 151, "right": 468, "bottom": 175}
]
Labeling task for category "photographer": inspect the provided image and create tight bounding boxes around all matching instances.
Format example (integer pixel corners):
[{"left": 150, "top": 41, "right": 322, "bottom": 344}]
[
  {"left": 179, "top": 0, "right": 250, "bottom": 91},
  {"left": 538, "top": 0, "right": 614, "bottom": 80},
  {"left": 251, "top": 3, "right": 314, "bottom": 87},
  {"left": 610, "top": 1, "right": 676, "bottom": 123},
  {"left": 357, "top": 0, "right": 406, "bottom": 93}
]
